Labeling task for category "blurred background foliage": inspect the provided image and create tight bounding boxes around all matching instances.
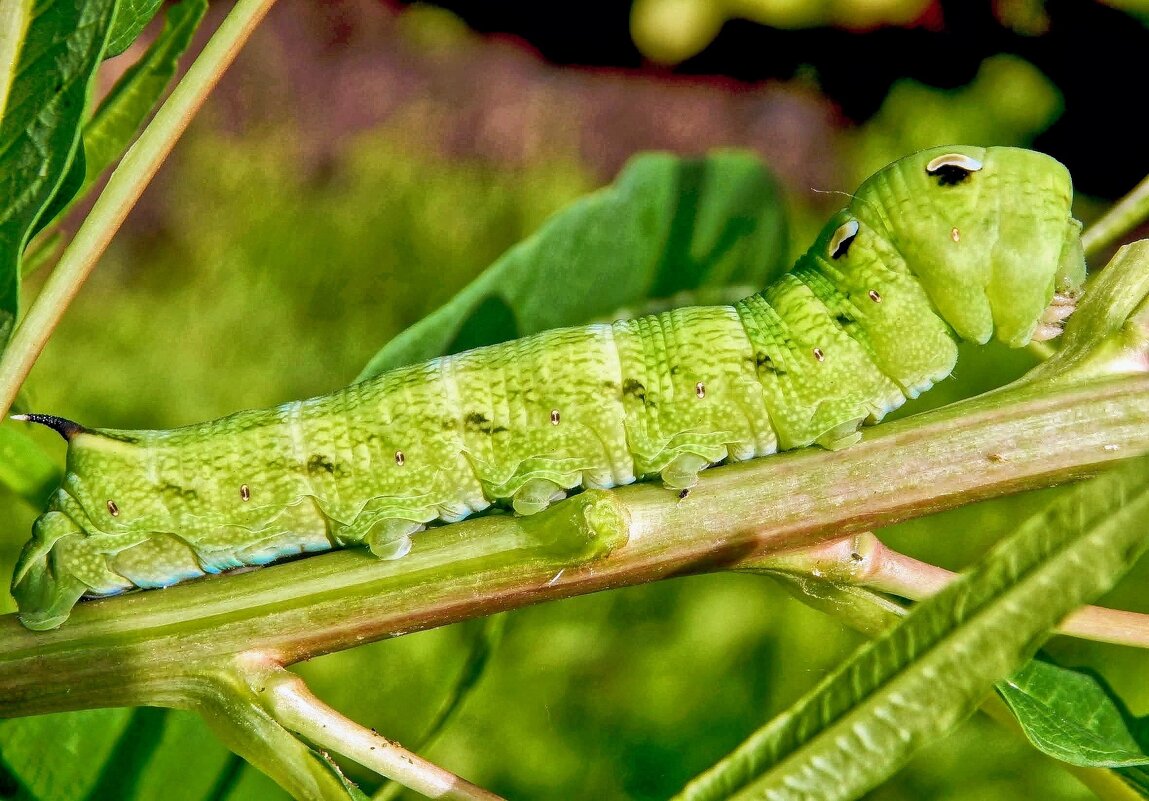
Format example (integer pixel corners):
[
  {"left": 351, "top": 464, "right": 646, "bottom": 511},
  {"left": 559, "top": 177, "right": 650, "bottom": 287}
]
[{"left": 2, "top": 1, "right": 1148, "bottom": 799}]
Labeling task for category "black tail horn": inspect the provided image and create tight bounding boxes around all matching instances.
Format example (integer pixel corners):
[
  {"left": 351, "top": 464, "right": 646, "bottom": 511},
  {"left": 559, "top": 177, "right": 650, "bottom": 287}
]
[{"left": 11, "top": 414, "right": 87, "bottom": 441}]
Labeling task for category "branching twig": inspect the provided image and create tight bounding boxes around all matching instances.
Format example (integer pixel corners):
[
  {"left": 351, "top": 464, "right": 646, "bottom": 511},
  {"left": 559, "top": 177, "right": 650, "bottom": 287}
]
[
  {"left": 746, "top": 532, "right": 1149, "bottom": 649},
  {"left": 254, "top": 661, "right": 505, "bottom": 801}
]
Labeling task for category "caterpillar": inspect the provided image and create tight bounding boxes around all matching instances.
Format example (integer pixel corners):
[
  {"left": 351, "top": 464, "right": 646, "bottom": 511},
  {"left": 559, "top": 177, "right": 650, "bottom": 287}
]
[{"left": 9, "top": 145, "right": 1085, "bottom": 630}]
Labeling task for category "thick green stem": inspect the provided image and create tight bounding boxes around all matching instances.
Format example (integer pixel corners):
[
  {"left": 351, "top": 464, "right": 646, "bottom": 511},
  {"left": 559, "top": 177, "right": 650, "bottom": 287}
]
[
  {"left": 0, "top": 0, "right": 277, "bottom": 418},
  {"left": 0, "top": 372, "right": 1145, "bottom": 717}
]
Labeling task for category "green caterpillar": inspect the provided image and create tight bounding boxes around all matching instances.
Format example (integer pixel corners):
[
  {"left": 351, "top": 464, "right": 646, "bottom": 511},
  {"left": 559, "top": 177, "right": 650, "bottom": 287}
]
[{"left": 10, "top": 145, "right": 1085, "bottom": 630}]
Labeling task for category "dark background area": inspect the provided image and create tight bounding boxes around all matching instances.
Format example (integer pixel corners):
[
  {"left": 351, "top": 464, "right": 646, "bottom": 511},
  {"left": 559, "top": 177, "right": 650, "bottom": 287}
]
[{"left": 401, "top": 0, "right": 1146, "bottom": 198}]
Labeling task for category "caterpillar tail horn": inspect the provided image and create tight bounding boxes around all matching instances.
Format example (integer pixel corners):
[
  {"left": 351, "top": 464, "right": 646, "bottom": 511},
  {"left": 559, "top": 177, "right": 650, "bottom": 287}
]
[{"left": 11, "top": 413, "right": 87, "bottom": 441}]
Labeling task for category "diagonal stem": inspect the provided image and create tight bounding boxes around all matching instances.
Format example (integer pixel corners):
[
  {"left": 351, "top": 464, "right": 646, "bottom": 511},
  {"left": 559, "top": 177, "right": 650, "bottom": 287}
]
[
  {"left": 256, "top": 662, "right": 505, "bottom": 801},
  {"left": 747, "top": 532, "right": 1149, "bottom": 649},
  {"left": 0, "top": 0, "right": 278, "bottom": 417}
]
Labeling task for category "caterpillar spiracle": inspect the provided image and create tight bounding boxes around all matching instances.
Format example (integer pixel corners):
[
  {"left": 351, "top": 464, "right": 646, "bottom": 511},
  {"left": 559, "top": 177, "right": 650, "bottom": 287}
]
[{"left": 10, "top": 145, "right": 1085, "bottom": 630}]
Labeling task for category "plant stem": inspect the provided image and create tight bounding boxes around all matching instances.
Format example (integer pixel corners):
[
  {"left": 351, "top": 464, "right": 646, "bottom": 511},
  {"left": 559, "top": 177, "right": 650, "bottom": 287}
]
[
  {"left": 754, "top": 532, "right": 1149, "bottom": 649},
  {"left": 0, "top": 373, "right": 1145, "bottom": 717},
  {"left": 1083, "top": 173, "right": 1149, "bottom": 260},
  {"left": 259, "top": 665, "right": 505, "bottom": 801},
  {"left": 0, "top": 0, "right": 278, "bottom": 418}
]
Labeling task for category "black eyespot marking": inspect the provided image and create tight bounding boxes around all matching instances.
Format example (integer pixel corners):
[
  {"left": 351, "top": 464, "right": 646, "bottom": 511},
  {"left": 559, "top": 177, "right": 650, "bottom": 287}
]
[
  {"left": 829, "top": 220, "right": 859, "bottom": 259},
  {"left": 925, "top": 153, "right": 983, "bottom": 186},
  {"left": 241, "top": 484, "right": 251, "bottom": 502},
  {"left": 107, "top": 500, "right": 120, "bottom": 517}
]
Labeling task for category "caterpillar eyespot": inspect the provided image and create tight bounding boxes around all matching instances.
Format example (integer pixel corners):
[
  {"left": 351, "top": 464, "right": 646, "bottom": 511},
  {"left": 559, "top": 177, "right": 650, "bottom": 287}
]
[
  {"left": 10, "top": 146, "right": 1087, "bottom": 630},
  {"left": 829, "top": 220, "right": 859, "bottom": 259},
  {"left": 925, "top": 152, "right": 984, "bottom": 186}
]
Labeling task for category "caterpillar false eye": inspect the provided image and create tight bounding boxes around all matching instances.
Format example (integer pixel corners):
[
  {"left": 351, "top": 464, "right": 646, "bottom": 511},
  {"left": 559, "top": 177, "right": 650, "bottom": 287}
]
[
  {"left": 11, "top": 146, "right": 1086, "bottom": 630},
  {"left": 926, "top": 152, "right": 984, "bottom": 186}
]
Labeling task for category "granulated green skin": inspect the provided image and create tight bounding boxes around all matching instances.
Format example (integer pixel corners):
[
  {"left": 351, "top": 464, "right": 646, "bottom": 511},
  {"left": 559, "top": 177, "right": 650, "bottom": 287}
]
[{"left": 11, "top": 145, "right": 1086, "bottom": 630}]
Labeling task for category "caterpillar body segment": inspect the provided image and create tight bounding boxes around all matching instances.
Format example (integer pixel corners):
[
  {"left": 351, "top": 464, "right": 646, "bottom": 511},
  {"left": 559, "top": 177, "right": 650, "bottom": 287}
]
[{"left": 11, "top": 145, "right": 1086, "bottom": 629}]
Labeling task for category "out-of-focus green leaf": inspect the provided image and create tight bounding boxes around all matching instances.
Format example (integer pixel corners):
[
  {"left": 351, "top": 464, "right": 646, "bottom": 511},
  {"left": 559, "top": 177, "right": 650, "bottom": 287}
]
[
  {"left": 0, "top": 0, "right": 117, "bottom": 348},
  {"left": 357, "top": 150, "right": 788, "bottom": 379},
  {"left": 104, "top": 0, "right": 163, "bottom": 57},
  {"left": 373, "top": 615, "right": 507, "bottom": 801},
  {"left": 999, "top": 658, "right": 1149, "bottom": 768},
  {"left": 83, "top": 0, "right": 207, "bottom": 191},
  {"left": 0, "top": 709, "right": 131, "bottom": 800},
  {"left": 0, "top": 708, "right": 246, "bottom": 801},
  {"left": 677, "top": 457, "right": 1149, "bottom": 801},
  {"left": 1118, "top": 766, "right": 1149, "bottom": 798},
  {"left": 853, "top": 54, "right": 1062, "bottom": 182},
  {"left": 0, "top": 423, "right": 60, "bottom": 506}
]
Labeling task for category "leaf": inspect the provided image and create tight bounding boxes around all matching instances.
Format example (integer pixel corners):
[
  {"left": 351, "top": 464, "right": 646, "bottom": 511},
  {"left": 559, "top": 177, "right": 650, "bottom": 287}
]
[
  {"left": 998, "top": 657, "right": 1149, "bottom": 769},
  {"left": 0, "top": 0, "right": 33, "bottom": 128},
  {"left": 0, "top": 709, "right": 131, "bottom": 801},
  {"left": 0, "top": 0, "right": 118, "bottom": 348},
  {"left": 357, "top": 150, "right": 788, "bottom": 379},
  {"left": 374, "top": 615, "right": 508, "bottom": 801},
  {"left": 0, "top": 422, "right": 60, "bottom": 506},
  {"left": 103, "top": 0, "right": 163, "bottom": 58},
  {"left": 676, "top": 457, "right": 1149, "bottom": 801},
  {"left": 1117, "top": 766, "right": 1149, "bottom": 798},
  {"left": 82, "top": 0, "right": 207, "bottom": 192},
  {"left": 310, "top": 748, "right": 370, "bottom": 801}
]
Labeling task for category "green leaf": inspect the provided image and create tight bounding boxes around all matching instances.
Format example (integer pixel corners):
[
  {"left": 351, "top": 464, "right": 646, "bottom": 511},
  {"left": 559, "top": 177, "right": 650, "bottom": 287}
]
[
  {"left": 310, "top": 748, "right": 370, "bottom": 801},
  {"left": 0, "top": 709, "right": 131, "bottom": 800},
  {"left": 374, "top": 615, "right": 508, "bottom": 801},
  {"left": 998, "top": 657, "right": 1149, "bottom": 769},
  {"left": 677, "top": 457, "right": 1149, "bottom": 801},
  {"left": 0, "top": 0, "right": 33, "bottom": 131},
  {"left": 103, "top": 0, "right": 163, "bottom": 57},
  {"left": 83, "top": 0, "right": 207, "bottom": 192},
  {"left": 0, "top": 0, "right": 118, "bottom": 348},
  {"left": 0, "top": 422, "right": 60, "bottom": 506},
  {"left": 1117, "top": 766, "right": 1149, "bottom": 798},
  {"left": 357, "top": 150, "right": 788, "bottom": 379}
]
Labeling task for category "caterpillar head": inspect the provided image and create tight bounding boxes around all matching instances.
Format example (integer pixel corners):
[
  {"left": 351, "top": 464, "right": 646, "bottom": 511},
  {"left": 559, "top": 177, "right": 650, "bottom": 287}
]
[
  {"left": 848, "top": 145, "right": 1085, "bottom": 347},
  {"left": 10, "top": 419, "right": 161, "bottom": 629}
]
